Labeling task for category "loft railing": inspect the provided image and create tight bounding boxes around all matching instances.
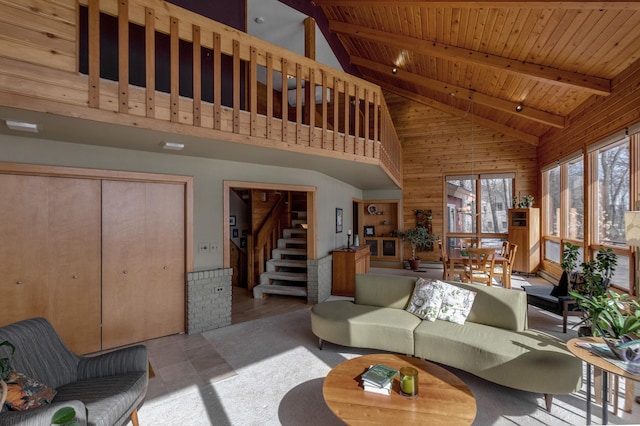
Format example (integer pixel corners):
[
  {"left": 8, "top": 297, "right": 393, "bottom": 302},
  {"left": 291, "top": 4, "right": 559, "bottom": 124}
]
[{"left": 80, "top": 0, "right": 402, "bottom": 186}]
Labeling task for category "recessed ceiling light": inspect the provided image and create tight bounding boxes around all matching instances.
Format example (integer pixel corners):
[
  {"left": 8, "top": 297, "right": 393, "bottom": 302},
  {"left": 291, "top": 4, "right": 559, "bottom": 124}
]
[
  {"left": 160, "top": 141, "right": 184, "bottom": 150},
  {"left": 392, "top": 68, "right": 398, "bottom": 74},
  {"left": 5, "top": 120, "right": 38, "bottom": 133}
]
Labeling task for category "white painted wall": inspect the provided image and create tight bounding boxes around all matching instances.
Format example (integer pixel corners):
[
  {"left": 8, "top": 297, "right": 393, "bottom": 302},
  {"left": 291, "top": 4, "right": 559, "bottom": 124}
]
[{"left": 0, "top": 134, "right": 363, "bottom": 270}]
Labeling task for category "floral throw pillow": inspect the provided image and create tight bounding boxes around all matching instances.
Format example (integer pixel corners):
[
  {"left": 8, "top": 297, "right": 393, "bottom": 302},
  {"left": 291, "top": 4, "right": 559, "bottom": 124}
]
[
  {"left": 3, "top": 371, "right": 57, "bottom": 411},
  {"left": 437, "top": 282, "right": 477, "bottom": 325},
  {"left": 405, "top": 278, "right": 443, "bottom": 321}
]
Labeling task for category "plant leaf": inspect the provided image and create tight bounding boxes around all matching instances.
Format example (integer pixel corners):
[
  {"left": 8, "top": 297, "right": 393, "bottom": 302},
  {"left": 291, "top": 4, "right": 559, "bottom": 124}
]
[{"left": 51, "top": 407, "right": 76, "bottom": 424}]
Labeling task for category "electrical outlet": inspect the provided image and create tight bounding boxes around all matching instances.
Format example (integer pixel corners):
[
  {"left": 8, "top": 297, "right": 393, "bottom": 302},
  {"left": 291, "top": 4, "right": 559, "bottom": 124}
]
[
  {"left": 215, "top": 286, "right": 224, "bottom": 292},
  {"left": 210, "top": 242, "right": 219, "bottom": 251},
  {"left": 198, "top": 242, "right": 210, "bottom": 253}
]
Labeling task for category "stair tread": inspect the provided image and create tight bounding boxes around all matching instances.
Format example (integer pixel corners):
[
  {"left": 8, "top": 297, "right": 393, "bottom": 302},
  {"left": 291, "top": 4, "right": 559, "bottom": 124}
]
[
  {"left": 268, "top": 259, "right": 307, "bottom": 267},
  {"left": 272, "top": 248, "right": 306, "bottom": 255},
  {"left": 261, "top": 271, "right": 308, "bottom": 280},
  {"left": 253, "top": 283, "right": 307, "bottom": 297}
]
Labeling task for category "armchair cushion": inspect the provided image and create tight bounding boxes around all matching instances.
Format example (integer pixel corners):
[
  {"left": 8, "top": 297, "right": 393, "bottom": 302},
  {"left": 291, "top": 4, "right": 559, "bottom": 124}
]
[{"left": 4, "top": 371, "right": 56, "bottom": 411}]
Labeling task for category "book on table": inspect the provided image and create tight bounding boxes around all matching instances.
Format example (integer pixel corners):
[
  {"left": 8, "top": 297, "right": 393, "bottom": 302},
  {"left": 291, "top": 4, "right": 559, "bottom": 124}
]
[
  {"left": 363, "top": 381, "right": 392, "bottom": 395},
  {"left": 361, "top": 363, "right": 399, "bottom": 388}
]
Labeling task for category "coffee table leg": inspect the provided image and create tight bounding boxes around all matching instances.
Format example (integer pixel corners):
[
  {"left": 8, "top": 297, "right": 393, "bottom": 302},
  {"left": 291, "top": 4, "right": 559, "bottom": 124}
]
[{"left": 586, "top": 363, "right": 591, "bottom": 425}]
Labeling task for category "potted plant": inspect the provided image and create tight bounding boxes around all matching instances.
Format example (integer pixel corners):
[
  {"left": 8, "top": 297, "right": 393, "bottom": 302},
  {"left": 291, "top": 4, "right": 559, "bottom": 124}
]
[
  {"left": 557, "top": 242, "right": 581, "bottom": 295},
  {"left": 400, "top": 226, "right": 435, "bottom": 270},
  {"left": 571, "top": 289, "right": 640, "bottom": 338},
  {"left": 0, "top": 340, "right": 15, "bottom": 408}
]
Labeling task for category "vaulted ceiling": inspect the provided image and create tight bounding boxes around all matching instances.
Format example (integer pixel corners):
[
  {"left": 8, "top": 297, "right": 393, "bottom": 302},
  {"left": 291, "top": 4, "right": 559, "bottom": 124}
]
[{"left": 312, "top": 1, "right": 640, "bottom": 146}]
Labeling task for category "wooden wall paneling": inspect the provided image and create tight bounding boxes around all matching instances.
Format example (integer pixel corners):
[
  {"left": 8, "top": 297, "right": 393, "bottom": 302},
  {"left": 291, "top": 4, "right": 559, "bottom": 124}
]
[
  {"left": 47, "top": 177, "right": 102, "bottom": 354},
  {"left": 0, "top": 175, "right": 49, "bottom": 327}
]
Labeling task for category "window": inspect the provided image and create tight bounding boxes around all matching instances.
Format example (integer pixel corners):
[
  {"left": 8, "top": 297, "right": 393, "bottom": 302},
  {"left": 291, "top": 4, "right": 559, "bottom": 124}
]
[
  {"left": 445, "top": 173, "right": 514, "bottom": 247},
  {"left": 594, "top": 139, "right": 629, "bottom": 247},
  {"left": 546, "top": 165, "right": 560, "bottom": 237},
  {"left": 567, "top": 159, "right": 584, "bottom": 240}
]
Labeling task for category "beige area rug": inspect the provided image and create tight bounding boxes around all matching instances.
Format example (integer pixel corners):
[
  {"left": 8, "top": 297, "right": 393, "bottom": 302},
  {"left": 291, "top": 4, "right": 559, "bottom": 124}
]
[{"left": 132, "top": 297, "right": 640, "bottom": 426}]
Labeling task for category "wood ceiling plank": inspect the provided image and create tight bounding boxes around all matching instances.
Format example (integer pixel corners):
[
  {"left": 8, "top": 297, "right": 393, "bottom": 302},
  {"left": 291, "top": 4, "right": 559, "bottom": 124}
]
[
  {"left": 316, "top": 1, "right": 640, "bottom": 10},
  {"left": 329, "top": 20, "right": 611, "bottom": 95},
  {"left": 372, "top": 77, "right": 540, "bottom": 145}
]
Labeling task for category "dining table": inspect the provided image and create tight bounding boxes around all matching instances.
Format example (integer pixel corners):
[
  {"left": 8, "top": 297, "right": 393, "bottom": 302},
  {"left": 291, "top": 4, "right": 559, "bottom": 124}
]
[{"left": 447, "top": 247, "right": 511, "bottom": 288}]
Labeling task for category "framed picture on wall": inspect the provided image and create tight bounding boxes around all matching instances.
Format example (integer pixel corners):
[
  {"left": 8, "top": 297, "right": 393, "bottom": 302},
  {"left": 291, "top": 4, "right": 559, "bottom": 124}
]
[
  {"left": 240, "top": 237, "right": 247, "bottom": 248},
  {"left": 230, "top": 215, "right": 236, "bottom": 226},
  {"left": 336, "top": 208, "right": 343, "bottom": 233},
  {"left": 364, "top": 226, "right": 375, "bottom": 237},
  {"left": 232, "top": 228, "right": 239, "bottom": 238}
]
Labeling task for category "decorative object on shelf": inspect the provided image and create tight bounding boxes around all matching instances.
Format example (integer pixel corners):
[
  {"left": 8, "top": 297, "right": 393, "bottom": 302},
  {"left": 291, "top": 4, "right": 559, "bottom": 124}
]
[
  {"left": 347, "top": 229, "right": 352, "bottom": 249},
  {"left": 367, "top": 204, "right": 378, "bottom": 215},
  {"left": 335, "top": 207, "right": 343, "bottom": 233},
  {"left": 512, "top": 193, "right": 534, "bottom": 208},
  {"left": 364, "top": 226, "right": 375, "bottom": 237},
  {"left": 353, "top": 234, "right": 359, "bottom": 246}
]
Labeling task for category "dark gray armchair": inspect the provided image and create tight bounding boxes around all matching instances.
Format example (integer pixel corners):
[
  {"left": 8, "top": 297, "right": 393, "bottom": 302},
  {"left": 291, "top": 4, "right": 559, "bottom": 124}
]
[{"left": 0, "top": 318, "right": 148, "bottom": 426}]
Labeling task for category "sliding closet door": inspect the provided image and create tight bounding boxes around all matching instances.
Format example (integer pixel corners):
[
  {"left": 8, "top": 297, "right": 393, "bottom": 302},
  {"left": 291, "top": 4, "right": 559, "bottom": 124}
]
[
  {"left": 0, "top": 175, "right": 102, "bottom": 354},
  {"left": 0, "top": 175, "right": 49, "bottom": 326},
  {"left": 102, "top": 180, "right": 185, "bottom": 349},
  {"left": 47, "top": 177, "right": 101, "bottom": 354}
]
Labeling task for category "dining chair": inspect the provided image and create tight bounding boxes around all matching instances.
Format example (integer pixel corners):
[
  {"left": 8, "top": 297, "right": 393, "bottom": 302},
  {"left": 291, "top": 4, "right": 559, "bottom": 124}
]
[
  {"left": 500, "top": 241, "right": 509, "bottom": 257},
  {"left": 459, "top": 237, "right": 479, "bottom": 249},
  {"left": 493, "top": 243, "right": 518, "bottom": 288},
  {"left": 464, "top": 247, "right": 496, "bottom": 285},
  {"left": 438, "top": 240, "right": 465, "bottom": 281}
]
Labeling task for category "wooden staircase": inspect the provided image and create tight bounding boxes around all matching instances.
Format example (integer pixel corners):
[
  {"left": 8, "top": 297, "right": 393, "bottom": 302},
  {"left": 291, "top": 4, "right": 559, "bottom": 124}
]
[{"left": 253, "top": 212, "right": 308, "bottom": 299}]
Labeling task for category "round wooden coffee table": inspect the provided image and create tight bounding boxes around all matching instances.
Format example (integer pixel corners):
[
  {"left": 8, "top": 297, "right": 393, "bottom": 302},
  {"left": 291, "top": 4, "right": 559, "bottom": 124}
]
[{"left": 322, "top": 353, "right": 476, "bottom": 425}]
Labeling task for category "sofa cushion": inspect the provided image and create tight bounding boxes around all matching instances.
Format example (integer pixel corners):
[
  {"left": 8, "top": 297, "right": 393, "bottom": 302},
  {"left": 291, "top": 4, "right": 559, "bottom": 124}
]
[
  {"left": 355, "top": 274, "right": 417, "bottom": 309},
  {"left": 413, "top": 320, "right": 582, "bottom": 394},
  {"left": 3, "top": 371, "right": 56, "bottom": 411},
  {"left": 405, "top": 278, "right": 443, "bottom": 321},
  {"left": 310, "top": 300, "right": 422, "bottom": 354}
]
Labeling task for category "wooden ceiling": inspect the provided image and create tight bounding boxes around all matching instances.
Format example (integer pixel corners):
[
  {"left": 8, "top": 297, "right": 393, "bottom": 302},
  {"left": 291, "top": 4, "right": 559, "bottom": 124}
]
[{"left": 314, "top": 1, "right": 640, "bottom": 145}]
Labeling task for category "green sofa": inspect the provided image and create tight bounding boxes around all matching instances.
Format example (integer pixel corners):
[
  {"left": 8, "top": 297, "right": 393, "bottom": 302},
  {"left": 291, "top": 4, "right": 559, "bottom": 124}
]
[{"left": 310, "top": 274, "right": 582, "bottom": 410}]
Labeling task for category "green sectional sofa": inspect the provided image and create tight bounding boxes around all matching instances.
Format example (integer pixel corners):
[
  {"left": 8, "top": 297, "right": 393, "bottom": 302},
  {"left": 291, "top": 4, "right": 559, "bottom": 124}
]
[{"left": 310, "top": 273, "right": 582, "bottom": 411}]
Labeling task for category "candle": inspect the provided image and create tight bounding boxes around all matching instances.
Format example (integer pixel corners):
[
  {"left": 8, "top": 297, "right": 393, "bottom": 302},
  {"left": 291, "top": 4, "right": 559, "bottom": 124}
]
[
  {"left": 347, "top": 229, "right": 352, "bottom": 235},
  {"left": 399, "top": 367, "right": 418, "bottom": 397}
]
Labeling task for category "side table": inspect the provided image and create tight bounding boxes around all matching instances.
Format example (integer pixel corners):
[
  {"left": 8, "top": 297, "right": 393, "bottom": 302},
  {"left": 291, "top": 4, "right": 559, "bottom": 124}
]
[{"left": 567, "top": 337, "right": 639, "bottom": 425}]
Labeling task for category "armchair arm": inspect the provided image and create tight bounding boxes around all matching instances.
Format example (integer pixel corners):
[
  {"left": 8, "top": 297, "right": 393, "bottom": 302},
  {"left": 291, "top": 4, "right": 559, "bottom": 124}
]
[
  {"left": 77, "top": 344, "right": 148, "bottom": 380},
  {"left": 0, "top": 400, "right": 87, "bottom": 426}
]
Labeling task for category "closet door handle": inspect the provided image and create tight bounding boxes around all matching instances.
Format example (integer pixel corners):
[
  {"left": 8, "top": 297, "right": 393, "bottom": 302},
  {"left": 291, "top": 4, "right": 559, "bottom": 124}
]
[
  {"left": 163, "top": 266, "right": 169, "bottom": 270},
  {"left": 16, "top": 281, "right": 23, "bottom": 285},
  {"left": 123, "top": 270, "right": 128, "bottom": 275},
  {"left": 72, "top": 274, "right": 79, "bottom": 279}
]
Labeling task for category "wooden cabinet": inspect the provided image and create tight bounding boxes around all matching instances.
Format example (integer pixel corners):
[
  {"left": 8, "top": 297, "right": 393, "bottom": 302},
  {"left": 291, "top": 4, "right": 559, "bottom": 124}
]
[
  {"left": 508, "top": 208, "right": 540, "bottom": 273},
  {"left": 332, "top": 245, "right": 370, "bottom": 297},
  {"left": 363, "top": 237, "right": 400, "bottom": 262}
]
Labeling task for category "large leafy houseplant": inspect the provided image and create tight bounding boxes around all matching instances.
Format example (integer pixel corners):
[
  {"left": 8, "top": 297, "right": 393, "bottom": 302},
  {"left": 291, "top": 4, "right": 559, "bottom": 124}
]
[
  {"left": 400, "top": 226, "right": 435, "bottom": 260},
  {"left": 0, "top": 340, "right": 16, "bottom": 407},
  {"left": 571, "top": 290, "right": 640, "bottom": 338}
]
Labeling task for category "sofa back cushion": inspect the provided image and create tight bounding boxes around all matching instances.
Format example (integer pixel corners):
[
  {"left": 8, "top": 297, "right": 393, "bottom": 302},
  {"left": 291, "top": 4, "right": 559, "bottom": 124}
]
[
  {"left": 0, "top": 318, "right": 79, "bottom": 389},
  {"left": 355, "top": 274, "right": 417, "bottom": 309},
  {"left": 445, "top": 281, "right": 528, "bottom": 331}
]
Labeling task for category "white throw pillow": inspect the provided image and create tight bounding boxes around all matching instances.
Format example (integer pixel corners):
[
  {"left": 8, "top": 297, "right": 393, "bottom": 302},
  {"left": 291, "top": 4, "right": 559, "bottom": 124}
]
[
  {"left": 405, "top": 278, "right": 443, "bottom": 321},
  {"left": 437, "top": 281, "right": 477, "bottom": 325}
]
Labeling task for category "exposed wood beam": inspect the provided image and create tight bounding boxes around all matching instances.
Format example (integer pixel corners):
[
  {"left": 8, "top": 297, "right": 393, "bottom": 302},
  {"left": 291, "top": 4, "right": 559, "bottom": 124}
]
[
  {"left": 329, "top": 20, "right": 611, "bottom": 96},
  {"left": 351, "top": 56, "right": 565, "bottom": 129},
  {"left": 315, "top": 1, "right": 640, "bottom": 10},
  {"left": 369, "top": 77, "right": 539, "bottom": 146}
]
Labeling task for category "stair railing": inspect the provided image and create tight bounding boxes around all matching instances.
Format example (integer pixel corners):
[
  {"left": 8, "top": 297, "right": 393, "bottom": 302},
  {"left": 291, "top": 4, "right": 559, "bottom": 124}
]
[{"left": 251, "top": 196, "right": 287, "bottom": 289}]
